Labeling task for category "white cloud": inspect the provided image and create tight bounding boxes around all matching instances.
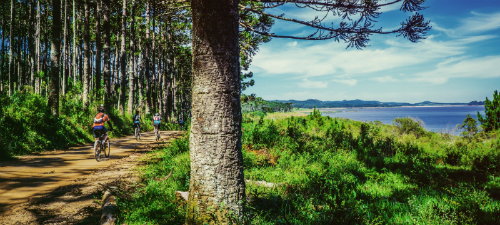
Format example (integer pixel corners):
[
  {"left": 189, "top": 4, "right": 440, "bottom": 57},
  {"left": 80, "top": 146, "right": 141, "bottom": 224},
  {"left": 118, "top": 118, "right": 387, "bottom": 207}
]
[
  {"left": 332, "top": 79, "right": 358, "bottom": 86},
  {"left": 370, "top": 76, "right": 398, "bottom": 83},
  {"left": 252, "top": 34, "right": 494, "bottom": 79},
  {"left": 460, "top": 12, "right": 500, "bottom": 34},
  {"left": 299, "top": 78, "right": 328, "bottom": 88},
  {"left": 433, "top": 11, "right": 500, "bottom": 37},
  {"left": 412, "top": 56, "right": 500, "bottom": 84},
  {"left": 287, "top": 41, "right": 298, "bottom": 47}
]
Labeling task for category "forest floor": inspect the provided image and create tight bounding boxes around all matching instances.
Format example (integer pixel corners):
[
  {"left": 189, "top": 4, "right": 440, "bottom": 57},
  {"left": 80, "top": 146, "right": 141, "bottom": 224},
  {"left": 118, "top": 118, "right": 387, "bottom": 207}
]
[{"left": 0, "top": 130, "right": 184, "bottom": 224}]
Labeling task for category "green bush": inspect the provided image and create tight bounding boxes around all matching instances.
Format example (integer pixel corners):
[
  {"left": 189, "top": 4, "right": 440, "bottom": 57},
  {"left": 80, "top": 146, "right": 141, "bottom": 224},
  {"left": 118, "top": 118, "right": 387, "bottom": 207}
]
[
  {"left": 393, "top": 117, "right": 426, "bottom": 138},
  {"left": 119, "top": 111, "right": 500, "bottom": 224}
]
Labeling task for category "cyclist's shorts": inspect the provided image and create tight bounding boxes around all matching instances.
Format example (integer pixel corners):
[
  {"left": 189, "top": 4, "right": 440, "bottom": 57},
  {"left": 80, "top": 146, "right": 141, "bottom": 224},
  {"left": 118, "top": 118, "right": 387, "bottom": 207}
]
[
  {"left": 154, "top": 124, "right": 160, "bottom": 129},
  {"left": 93, "top": 126, "right": 108, "bottom": 138}
]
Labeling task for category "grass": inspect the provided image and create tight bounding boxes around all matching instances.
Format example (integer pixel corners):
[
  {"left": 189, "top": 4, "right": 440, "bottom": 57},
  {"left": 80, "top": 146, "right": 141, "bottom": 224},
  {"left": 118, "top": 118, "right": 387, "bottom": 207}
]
[{"left": 117, "top": 108, "right": 500, "bottom": 224}]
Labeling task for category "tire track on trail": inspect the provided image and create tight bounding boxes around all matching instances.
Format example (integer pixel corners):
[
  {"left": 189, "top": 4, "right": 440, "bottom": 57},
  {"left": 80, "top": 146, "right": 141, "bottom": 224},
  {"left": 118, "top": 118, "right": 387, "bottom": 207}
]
[{"left": 0, "top": 131, "right": 184, "bottom": 223}]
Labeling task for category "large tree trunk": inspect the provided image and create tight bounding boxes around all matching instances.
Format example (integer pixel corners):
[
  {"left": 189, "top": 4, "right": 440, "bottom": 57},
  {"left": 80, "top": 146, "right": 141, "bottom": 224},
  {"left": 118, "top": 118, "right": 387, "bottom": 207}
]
[
  {"left": 8, "top": 0, "right": 15, "bottom": 96},
  {"left": 103, "top": 0, "right": 111, "bottom": 109},
  {"left": 119, "top": 0, "right": 127, "bottom": 115},
  {"left": 95, "top": 0, "right": 102, "bottom": 101},
  {"left": 82, "top": 0, "right": 90, "bottom": 110},
  {"left": 127, "top": 0, "right": 136, "bottom": 115},
  {"left": 49, "top": 0, "right": 62, "bottom": 116},
  {"left": 187, "top": 0, "right": 244, "bottom": 224},
  {"left": 144, "top": 2, "right": 152, "bottom": 114},
  {"left": 62, "top": 0, "right": 68, "bottom": 95}
]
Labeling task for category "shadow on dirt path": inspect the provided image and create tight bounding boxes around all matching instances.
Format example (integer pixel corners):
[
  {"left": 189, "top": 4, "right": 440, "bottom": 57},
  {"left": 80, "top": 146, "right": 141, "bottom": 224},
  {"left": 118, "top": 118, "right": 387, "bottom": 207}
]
[{"left": 0, "top": 131, "right": 184, "bottom": 218}]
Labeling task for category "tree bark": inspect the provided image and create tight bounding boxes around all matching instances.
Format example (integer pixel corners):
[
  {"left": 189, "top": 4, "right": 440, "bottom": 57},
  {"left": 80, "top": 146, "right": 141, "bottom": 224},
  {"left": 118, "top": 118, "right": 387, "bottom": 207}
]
[
  {"left": 82, "top": 0, "right": 90, "bottom": 111},
  {"left": 119, "top": 0, "right": 127, "bottom": 115},
  {"left": 29, "top": 0, "right": 35, "bottom": 89},
  {"left": 103, "top": 0, "right": 111, "bottom": 109},
  {"left": 187, "top": 0, "right": 244, "bottom": 224},
  {"left": 95, "top": 0, "right": 102, "bottom": 101},
  {"left": 49, "top": 0, "right": 62, "bottom": 116},
  {"left": 8, "top": 0, "right": 15, "bottom": 96},
  {"left": 36, "top": 0, "right": 41, "bottom": 94},
  {"left": 127, "top": 0, "right": 136, "bottom": 115},
  {"left": 1, "top": 15, "right": 4, "bottom": 93},
  {"left": 73, "top": 0, "right": 77, "bottom": 85},
  {"left": 144, "top": 2, "right": 152, "bottom": 114},
  {"left": 62, "top": 0, "right": 68, "bottom": 95}
]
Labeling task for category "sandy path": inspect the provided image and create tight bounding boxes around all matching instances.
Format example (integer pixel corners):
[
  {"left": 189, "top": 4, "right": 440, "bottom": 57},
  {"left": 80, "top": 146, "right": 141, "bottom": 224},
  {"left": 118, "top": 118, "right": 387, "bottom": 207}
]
[{"left": 0, "top": 131, "right": 183, "bottom": 222}]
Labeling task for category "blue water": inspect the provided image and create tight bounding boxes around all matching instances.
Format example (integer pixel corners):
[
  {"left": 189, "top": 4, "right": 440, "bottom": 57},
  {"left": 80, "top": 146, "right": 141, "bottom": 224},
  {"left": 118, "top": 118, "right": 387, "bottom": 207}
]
[{"left": 323, "top": 106, "right": 485, "bottom": 133}]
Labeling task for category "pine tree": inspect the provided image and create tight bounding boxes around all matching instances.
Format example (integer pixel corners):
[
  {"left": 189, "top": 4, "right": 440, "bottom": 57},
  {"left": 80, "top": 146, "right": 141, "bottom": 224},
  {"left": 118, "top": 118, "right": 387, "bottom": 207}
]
[{"left": 477, "top": 90, "right": 500, "bottom": 132}]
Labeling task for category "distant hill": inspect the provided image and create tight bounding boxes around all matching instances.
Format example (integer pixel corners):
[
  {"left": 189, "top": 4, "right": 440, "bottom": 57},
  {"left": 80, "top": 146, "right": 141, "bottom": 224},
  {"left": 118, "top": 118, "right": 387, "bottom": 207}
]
[{"left": 272, "top": 99, "right": 485, "bottom": 108}]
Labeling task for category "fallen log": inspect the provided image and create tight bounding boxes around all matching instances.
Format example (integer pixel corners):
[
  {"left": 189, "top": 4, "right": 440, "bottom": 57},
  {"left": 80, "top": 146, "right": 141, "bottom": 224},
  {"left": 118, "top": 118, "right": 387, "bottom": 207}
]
[{"left": 99, "top": 190, "right": 118, "bottom": 225}]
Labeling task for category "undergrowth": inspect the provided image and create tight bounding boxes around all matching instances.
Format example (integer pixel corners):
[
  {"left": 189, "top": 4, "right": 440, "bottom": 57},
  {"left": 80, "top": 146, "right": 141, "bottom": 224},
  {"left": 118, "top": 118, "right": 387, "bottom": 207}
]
[
  {"left": 0, "top": 86, "right": 175, "bottom": 159},
  {"left": 117, "top": 109, "right": 500, "bottom": 224}
]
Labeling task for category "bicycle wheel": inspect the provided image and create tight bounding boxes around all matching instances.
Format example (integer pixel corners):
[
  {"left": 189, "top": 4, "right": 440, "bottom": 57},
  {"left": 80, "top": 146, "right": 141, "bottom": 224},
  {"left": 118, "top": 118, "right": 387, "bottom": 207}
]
[
  {"left": 104, "top": 139, "right": 110, "bottom": 158},
  {"left": 94, "top": 141, "right": 101, "bottom": 162},
  {"left": 135, "top": 127, "right": 138, "bottom": 141},
  {"left": 155, "top": 128, "right": 159, "bottom": 141}
]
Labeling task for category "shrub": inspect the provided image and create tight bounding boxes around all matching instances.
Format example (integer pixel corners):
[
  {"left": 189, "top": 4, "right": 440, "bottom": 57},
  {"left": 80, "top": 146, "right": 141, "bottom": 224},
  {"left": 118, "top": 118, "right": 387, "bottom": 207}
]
[{"left": 393, "top": 117, "right": 426, "bottom": 138}]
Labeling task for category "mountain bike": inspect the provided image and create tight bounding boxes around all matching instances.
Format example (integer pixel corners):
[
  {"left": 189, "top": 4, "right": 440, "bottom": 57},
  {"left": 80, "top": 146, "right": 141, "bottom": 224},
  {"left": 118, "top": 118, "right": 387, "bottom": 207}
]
[
  {"left": 94, "top": 130, "right": 112, "bottom": 162},
  {"left": 154, "top": 125, "right": 160, "bottom": 141},
  {"left": 134, "top": 123, "right": 141, "bottom": 141}
]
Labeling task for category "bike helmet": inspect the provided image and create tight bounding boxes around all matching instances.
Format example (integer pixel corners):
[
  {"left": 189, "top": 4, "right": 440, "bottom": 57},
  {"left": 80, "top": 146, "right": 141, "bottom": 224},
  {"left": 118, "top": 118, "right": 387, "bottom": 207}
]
[
  {"left": 155, "top": 113, "right": 159, "bottom": 116},
  {"left": 135, "top": 110, "right": 139, "bottom": 115},
  {"left": 98, "top": 104, "right": 105, "bottom": 113}
]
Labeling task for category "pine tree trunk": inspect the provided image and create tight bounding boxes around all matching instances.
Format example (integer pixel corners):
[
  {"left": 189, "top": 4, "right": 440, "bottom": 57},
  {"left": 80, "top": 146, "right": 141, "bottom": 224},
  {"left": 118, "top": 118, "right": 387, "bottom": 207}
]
[
  {"left": 137, "top": 36, "right": 144, "bottom": 108},
  {"left": 119, "top": 0, "right": 127, "bottom": 115},
  {"left": 127, "top": 0, "right": 136, "bottom": 115},
  {"left": 62, "top": 0, "right": 68, "bottom": 95},
  {"left": 144, "top": 2, "right": 152, "bottom": 114},
  {"left": 113, "top": 35, "right": 119, "bottom": 98},
  {"left": 187, "top": 0, "right": 244, "bottom": 223},
  {"left": 72, "top": 0, "right": 76, "bottom": 84},
  {"left": 29, "top": 0, "right": 35, "bottom": 89},
  {"left": 103, "top": 0, "right": 111, "bottom": 109},
  {"left": 0, "top": 15, "right": 4, "bottom": 93},
  {"left": 36, "top": 0, "right": 41, "bottom": 94},
  {"left": 95, "top": 0, "right": 102, "bottom": 101},
  {"left": 152, "top": 3, "right": 157, "bottom": 112},
  {"left": 82, "top": 0, "right": 90, "bottom": 110},
  {"left": 49, "top": 0, "right": 62, "bottom": 116},
  {"left": 8, "top": 0, "right": 15, "bottom": 96}
]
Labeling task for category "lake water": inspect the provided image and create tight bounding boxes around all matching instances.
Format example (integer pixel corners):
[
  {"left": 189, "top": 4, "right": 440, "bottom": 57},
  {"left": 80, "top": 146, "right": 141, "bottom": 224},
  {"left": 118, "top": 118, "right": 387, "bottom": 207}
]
[{"left": 322, "top": 106, "right": 486, "bottom": 133}]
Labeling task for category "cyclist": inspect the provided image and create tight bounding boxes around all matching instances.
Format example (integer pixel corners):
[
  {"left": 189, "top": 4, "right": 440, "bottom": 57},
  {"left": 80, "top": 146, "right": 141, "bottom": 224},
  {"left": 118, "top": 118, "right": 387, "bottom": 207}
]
[
  {"left": 153, "top": 113, "right": 162, "bottom": 135},
  {"left": 133, "top": 110, "right": 143, "bottom": 133},
  {"left": 93, "top": 105, "right": 114, "bottom": 143}
]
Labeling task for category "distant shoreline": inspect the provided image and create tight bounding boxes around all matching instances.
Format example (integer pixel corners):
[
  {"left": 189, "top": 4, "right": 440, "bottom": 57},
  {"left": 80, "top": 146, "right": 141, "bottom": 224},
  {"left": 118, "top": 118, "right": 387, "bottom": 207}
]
[{"left": 297, "top": 105, "right": 481, "bottom": 111}]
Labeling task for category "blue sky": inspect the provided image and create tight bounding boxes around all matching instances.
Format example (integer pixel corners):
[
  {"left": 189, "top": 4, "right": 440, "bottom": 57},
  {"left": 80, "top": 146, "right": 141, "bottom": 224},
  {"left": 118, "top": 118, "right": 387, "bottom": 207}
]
[{"left": 243, "top": 0, "right": 500, "bottom": 103}]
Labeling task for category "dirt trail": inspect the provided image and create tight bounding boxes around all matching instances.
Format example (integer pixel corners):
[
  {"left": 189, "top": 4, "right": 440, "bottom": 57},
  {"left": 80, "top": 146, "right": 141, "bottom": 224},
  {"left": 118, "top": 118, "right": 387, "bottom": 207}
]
[{"left": 0, "top": 131, "right": 183, "bottom": 223}]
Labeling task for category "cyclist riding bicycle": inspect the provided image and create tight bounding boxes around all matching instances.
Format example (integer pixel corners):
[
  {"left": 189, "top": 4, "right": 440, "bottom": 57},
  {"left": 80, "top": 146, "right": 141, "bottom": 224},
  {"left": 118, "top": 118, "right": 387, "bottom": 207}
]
[
  {"left": 93, "top": 105, "right": 114, "bottom": 142},
  {"left": 153, "top": 113, "right": 162, "bottom": 133},
  {"left": 133, "top": 110, "right": 143, "bottom": 133}
]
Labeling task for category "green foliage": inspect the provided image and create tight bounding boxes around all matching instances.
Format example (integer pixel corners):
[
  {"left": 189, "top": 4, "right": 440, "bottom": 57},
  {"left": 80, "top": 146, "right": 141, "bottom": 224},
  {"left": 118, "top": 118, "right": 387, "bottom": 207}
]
[
  {"left": 393, "top": 116, "right": 426, "bottom": 138},
  {"left": 458, "top": 114, "right": 478, "bottom": 139},
  {"left": 116, "top": 135, "right": 190, "bottom": 225},
  {"left": 477, "top": 90, "right": 500, "bottom": 132},
  {"left": 0, "top": 92, "right": 92, "bottom": 157},
  {"left": 0, "top": 87, "right": 165, "bottom": 159},
  {"left": 120, "top": 112, "right": 500, "bottom": 224}
]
